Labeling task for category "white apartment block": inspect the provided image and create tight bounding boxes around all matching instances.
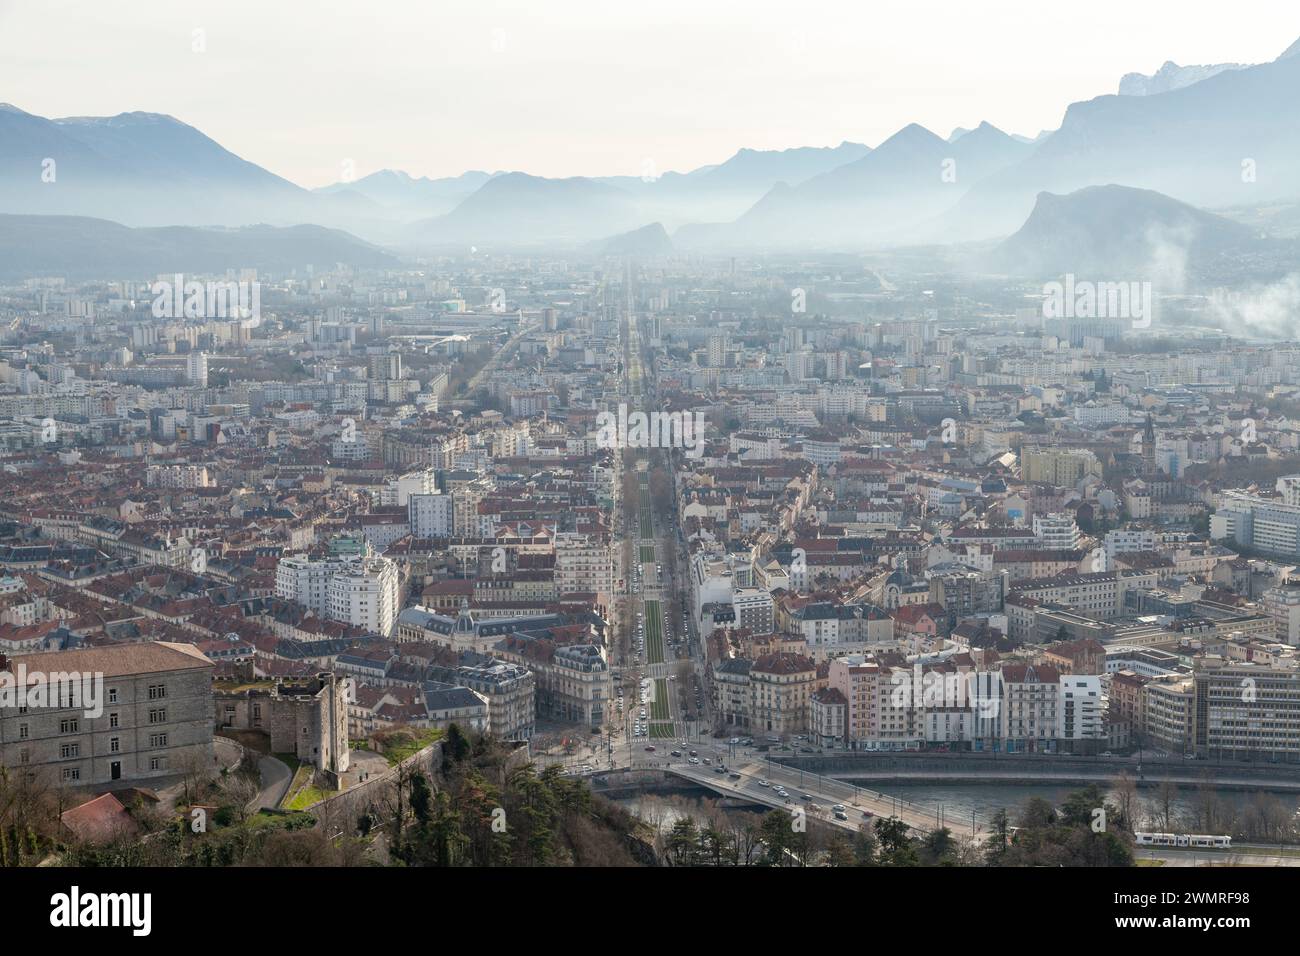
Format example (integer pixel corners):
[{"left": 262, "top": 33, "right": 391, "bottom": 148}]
[
  {"left": 409, "top": 492, "right": 453, "bottom": 538},
  {"left": 146, "top": 464, "right": 212, "bottom": 489},
  {"left": 276, "top": 553, "right": 400, "bottom": 636},
  {"left": 1059, "top": 675, "right": 1105, "bottom": 742},
  {"left": 1033, "top": 512, "right": 1081, "bottom": 551},
  {"left": 1104, "top": 528, "right": 1157, "bottom": 566}
]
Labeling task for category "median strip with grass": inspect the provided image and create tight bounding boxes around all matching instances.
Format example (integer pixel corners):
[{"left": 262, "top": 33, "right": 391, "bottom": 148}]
[
  {"left": 644, "top": 599, "right": 665, "bottom": 664},
  {"left": 651, "top": 678, "right": 671, "bottom": 720}
]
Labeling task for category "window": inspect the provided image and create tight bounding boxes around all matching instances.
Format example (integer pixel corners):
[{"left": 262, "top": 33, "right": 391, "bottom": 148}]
[
  {"left": 148, "top": 708, "right": 167, "bottom": 724},
  {"left": 149, "top": 756, "right": 167, "bottom": 771},
  {"left": 148, "top": 684, "right": 167, "bottom": 700},
  {"left": 110, "top": 737, "right": 120, "bottom": 753},
  {"left": 19, "top": 748, "right": 29, "bottom": 765},
  {"left": 109, "top": 712, "right": 119, "bottom": 729},
  {"left": 59, "top": 717, "right": 79, "bottom": 734},
  {"left": 108, "top": 688, "right": 118, "bottom": 703},
  {"left": 17, "top": 723, "right": 27, "bottom": 740},
  {"left": 62, "top": 767, "right": 80, "bottom": 782},
  {"left": 59, "top": 743, "right": 79, "bottom": 759},
  {"left": 149, "top": 733, "right": 168, "bottom": 748}
]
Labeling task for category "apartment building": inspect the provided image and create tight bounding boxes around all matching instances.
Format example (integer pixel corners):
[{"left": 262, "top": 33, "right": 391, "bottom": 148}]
[
  {"left": 493, "top": 635, "right": 610, "bottom": 729},
  {"left": 1059, "top": 675, "right": 1105, "bottom": 746},
  {"left": 1262, "top": 583, "right": 1300, "bottom": 645},
  {"left": 749, "top": 652, "right": 816, "bottom": 737},
  {"left": 553, "top": 532, "right": 613, "bottom": 601},
  {"left": 276, "top": 552, "right": 400, "bottom": 637},
  {"left": 1010, "top": 570, "right": 1160, "bottom": 620},
  {"left": 732, "top": 588, "right": 775, "bottom": 636},
  {"left": 999, "top": 663, "right": 1061, "bottom": 753},
  {"left": 426, "top": 657, "right": 535, "bottom": 741},
  {"left": 712, "top": 658, "right": 752, "bottom": 727},
  {"left": 810, "top": 687, "right": 847, "bottom": 748},
  {"left": 1033, "top": 512, "right": 1081, "bottom": 551},
  {"left": 1192, "top": 656, "right": 1300, "bottom": 760}
]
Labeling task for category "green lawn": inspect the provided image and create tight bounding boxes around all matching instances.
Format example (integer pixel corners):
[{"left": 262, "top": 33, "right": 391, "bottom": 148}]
[
  {"left": 278, "top": 764, "right": 314, "bottom": 810},
  {"left": 651, "top": 678, "right": 671, "bottom": 720},
  {"left": 644, "top": 599, "right": 665, "bottom": 664},
  {"left": 285, "top": 785, "right": 335, "bottom": 810},
  {"left": 640, "top": 545, "right": 656, "bottom": 563},
  {"left": 649, "top": 723, "right": 676, "bottom": 739}
]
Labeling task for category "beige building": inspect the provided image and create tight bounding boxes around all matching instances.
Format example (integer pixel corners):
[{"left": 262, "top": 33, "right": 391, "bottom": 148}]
[
  {"left": 1141, "top": 674, "right": 1194, "bottom": 753},
  {"left": 749, "top": 652, "right": 816, "bottom": 737}
]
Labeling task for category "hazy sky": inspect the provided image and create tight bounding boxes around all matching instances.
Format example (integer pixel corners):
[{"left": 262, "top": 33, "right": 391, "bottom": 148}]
[{"left": 2, "top": 0, "right": 1297, "bottom": 188}]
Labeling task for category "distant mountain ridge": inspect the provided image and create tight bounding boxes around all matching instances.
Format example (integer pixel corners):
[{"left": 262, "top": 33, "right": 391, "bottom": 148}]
[
  {"left": 0, "top": 214, "right": 397, "bottom": 278},
  {"left": 685, "top": 121, "right": 1032, "bottom": 248},
  {"left": 587, "top": 222, "right": 674, "bottom": 257},
  {"left": 1119, "top": 60, "right": 1249, "bottom": 95},
  {"left": 988, "top": 184, "right": 1258, "bottom": 278}
]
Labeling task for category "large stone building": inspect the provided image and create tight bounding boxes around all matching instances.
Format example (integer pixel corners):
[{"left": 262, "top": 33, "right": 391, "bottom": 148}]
[{"left": 0, "top": 642, "right": 213, "bottom": 787}]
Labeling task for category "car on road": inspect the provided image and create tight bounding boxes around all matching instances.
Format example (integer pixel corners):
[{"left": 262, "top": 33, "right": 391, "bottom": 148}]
[
  {"left": 670, "top": 750, "right": 682, "bottom": 757},
  {"left": 689, "top": 750, "right": 698, "bottom": 757},
  {"left": 644, "top": 745, "right": 656, "bottom": 752},
  {"left": 808, "top": 803, "right": 822, "bottom": 812},
  {"left": 832, "top": 805, "right": 846, "bottom": 813},
  {"left": 862, "top": 810, "right": 874, "bottom": 819},
  {"left": 729, "top": 772, "right": 741, "bottom": 780},
  {"left": 758, "top": 779, "right": 770, "bottom": 787},
  {"left": 834, "top": 810, "right": 848, "bottom": 821}
]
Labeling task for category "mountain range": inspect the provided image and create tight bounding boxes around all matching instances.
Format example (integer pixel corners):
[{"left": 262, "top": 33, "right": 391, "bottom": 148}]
[{"left": 3, "top": 36, "right": 1300, "bottom": 259}]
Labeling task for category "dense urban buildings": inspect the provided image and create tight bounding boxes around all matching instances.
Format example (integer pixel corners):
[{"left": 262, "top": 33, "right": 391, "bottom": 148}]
[{"left": 6, "top": 2, "right": 1300, "bottom": 892}]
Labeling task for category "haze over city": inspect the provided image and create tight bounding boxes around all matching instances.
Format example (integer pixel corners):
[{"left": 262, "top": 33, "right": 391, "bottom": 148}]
[{"left": 0, "top": 0, "right": 1297, "bottom": 931}]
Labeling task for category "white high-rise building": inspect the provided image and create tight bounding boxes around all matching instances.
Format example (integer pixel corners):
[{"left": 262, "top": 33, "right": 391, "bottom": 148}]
[
  {"left": 1059, "top": 675, "right": 1106, "bottom": 743},
  {"left": 1033, "top": 512, "right": 1081, "bottom": 551},
  {"left": 382, "top": 468, "right": 438, "bottom": 507},
  {"left": 409, "top": 492, "right": 453, "bottom": 538},
  {"left": 276, "top": 553, "right": 400, "bottom": 636},
  {"left": 326, "top": 557, "right": 399, "bottom": 637},
  {"left": 186, "top": 351, "right": 208, "bottom": 387}
]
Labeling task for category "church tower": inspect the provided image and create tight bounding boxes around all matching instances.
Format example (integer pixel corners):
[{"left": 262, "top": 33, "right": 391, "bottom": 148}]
[{"left": 1141, "top": 413, "right": 1156, "bottom": 476}]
